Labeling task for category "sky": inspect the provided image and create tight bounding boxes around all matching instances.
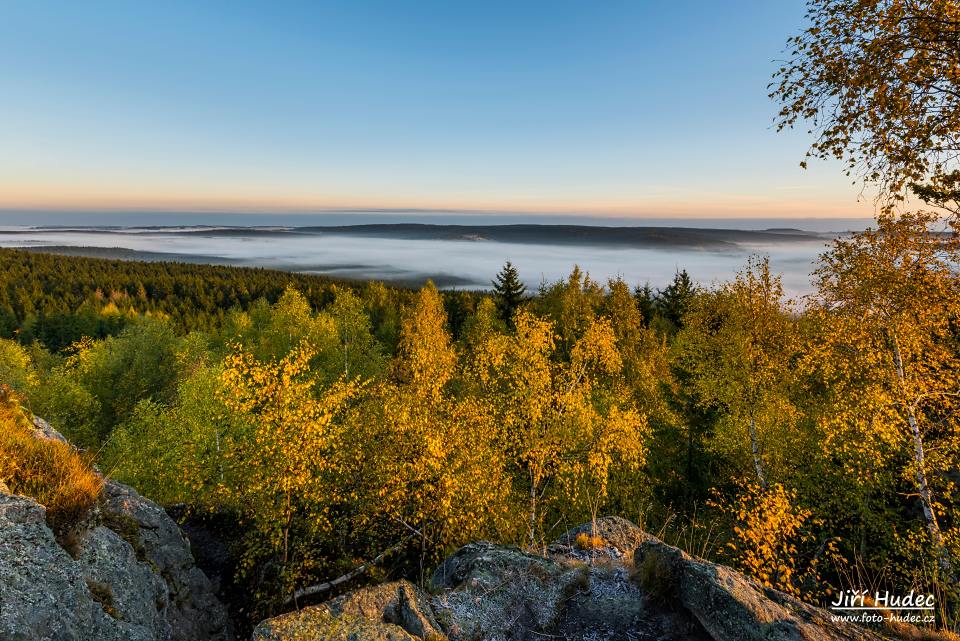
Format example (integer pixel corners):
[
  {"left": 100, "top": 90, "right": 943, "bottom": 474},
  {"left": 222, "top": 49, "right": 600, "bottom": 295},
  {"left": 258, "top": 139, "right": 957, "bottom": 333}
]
[{"left": 0, "top": 1, "right": 875, "bottom": 219}]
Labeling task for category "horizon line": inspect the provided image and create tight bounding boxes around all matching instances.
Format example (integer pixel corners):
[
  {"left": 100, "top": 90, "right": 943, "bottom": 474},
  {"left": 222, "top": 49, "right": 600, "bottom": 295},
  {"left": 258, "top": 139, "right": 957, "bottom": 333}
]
[{"left": 0, "top": 206, "right": 875, "bottom": 221}]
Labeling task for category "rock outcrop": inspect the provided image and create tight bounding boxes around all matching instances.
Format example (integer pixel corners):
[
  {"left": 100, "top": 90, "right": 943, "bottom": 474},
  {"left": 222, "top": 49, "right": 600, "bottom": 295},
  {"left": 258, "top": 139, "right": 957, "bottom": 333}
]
[
  {"left": 430, "top": 541, "right": 588, "bottom": 640},
  {"left": 100, "top": 480, "right": 233, "bottom": 641},
  {"left": 251, "top": 580, "right": 442, "bottom": 641},
  {"left": 251, "top": 517, "right": 887, "bottom": 641},
  {"left": 0, "top": 418, "right": 233, "bottom": 641},
  {"left": 551, "top": 515, "right": 657, "bottom": 557},
  {"left": 634, "top": 538, "right": 885, "bottom": 641},
  {"left": 0, "top": 491, "right": 145, "bottom": 641}
]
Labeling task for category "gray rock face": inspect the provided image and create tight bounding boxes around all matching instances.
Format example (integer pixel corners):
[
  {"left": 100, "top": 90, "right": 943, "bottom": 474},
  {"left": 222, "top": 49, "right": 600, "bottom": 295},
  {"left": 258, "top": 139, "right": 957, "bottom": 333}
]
[
  {"left": 634, "top": 539, "right": 886, "bottom": 641},
  {"left": 78, "top": 525, "right": 171, "bottom": 640},
  {"left": 0, "top": 417, "right": 233, "bottom": 641},
  {"left": 30, "top": 416, "right": 70, "bottom": 445},
  {"left": 251, "top": 580, "right": 441, "bottom": 641},
  {"left": 0, "top": 492, "right": 150, "bottom": 641},
  {"left": 251, "top": 518, "right": 887, "bottom": 641},
  {"left": 100, "top": 480, "right": 233, "bottom": 641},
  {"left": 430, "top": 541, "right": 588, "bottom": 640}
]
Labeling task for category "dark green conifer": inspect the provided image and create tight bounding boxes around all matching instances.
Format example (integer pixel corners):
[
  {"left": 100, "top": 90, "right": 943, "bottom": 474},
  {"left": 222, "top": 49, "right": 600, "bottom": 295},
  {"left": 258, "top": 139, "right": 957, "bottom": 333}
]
[
  {"left": 492, "top": 261, "right": 526, "bottom": 325},
  {"left": 656, "top": 270, "right": 696, "bottom": 331}
]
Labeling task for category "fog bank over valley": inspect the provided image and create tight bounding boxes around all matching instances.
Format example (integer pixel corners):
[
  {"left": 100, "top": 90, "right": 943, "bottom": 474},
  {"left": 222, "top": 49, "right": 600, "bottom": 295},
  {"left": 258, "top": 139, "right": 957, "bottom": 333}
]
[{"left": 0, "top": 218, "right": 865, "bottom": 295}]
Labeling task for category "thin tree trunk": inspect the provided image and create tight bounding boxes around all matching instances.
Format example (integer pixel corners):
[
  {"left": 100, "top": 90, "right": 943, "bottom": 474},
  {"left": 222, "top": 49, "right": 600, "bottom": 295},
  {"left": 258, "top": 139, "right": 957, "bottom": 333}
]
[
  {"left": 686, "top": 417, "right": 694, "bottom": 510},
  {"left": 215, "top": 428, "right": 224, "bottom": 483},
  {"left": 283, "top": 490, "right": 291, "bottom": 565},
  {"left": 749, "top": 413, "right": 767, "bottom": 489},
  {"left": 529, "top": 470, "right": 538, "bottom": 550},
  {"left": 284, "top": 534, "right": 415, "bottom": 605},
  {"left": 891, "top": 336, "right": 954, "bottom": 579}
]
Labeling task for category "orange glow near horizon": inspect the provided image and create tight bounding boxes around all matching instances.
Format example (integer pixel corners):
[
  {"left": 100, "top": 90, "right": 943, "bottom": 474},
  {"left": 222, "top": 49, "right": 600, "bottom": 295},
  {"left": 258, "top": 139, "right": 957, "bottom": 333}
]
[{"left": 0, "top": 184, "right": 876, "bottom": 219}]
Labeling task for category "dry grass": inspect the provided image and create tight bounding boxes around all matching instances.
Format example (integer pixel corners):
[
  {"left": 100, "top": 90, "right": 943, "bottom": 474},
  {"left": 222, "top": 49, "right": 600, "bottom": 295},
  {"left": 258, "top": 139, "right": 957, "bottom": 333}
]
[
  {"left": 0, "top": 386, "right": 103, "bottom": 546},
  {"left": 85, "top": 578, "right": 120, "bottom": 620},
  {"left": 574, "top": 532, "right": 606, "bottom": 550},
  {"left": 885, "top": 623, "right": 960, "bottom": 641},
  {"left": 835, "top": 561, "right": 959, "bottom": 641},
  {"left": 852, "top": 594, "right": 960, "bottom": 641}
]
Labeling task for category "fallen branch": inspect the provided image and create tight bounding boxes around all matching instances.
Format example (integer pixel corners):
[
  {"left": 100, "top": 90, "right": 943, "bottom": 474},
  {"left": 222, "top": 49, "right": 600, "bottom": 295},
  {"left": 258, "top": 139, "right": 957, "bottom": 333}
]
[{"left": 284, "top": 534, "right": 416, "bottom": 606}]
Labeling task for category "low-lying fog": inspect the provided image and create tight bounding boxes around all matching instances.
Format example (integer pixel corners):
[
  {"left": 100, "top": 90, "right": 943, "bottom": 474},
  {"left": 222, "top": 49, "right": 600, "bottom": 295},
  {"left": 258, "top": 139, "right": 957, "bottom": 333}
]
[{"left": 0, "top": 222, "right": 857, "bottom": 296}]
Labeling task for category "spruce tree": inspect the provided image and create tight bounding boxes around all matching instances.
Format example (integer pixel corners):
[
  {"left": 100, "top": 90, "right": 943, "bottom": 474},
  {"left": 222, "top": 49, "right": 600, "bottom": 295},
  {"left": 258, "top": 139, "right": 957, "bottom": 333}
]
[
  {"left": 633, "top": 283, "right": 655, "bottom": 326},
  {"left": 656, "top": 270, "right": 696, "bottom": 331},
  {"left": 492, "top": 261, "right": 526, "bottom": 325}
]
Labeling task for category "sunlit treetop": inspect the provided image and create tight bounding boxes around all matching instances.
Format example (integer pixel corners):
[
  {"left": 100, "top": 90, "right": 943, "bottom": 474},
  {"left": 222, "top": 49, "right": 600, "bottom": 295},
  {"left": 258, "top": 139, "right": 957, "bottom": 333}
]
[{"left": 771, "top": 0, "right": 960, "bottom": 214}]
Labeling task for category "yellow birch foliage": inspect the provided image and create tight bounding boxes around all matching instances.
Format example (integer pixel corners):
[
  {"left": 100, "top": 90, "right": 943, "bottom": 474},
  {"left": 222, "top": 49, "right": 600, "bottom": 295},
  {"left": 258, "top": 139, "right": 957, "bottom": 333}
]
[
  {"left": 346, "top": 283, "right": 514, "bottom": 559},
  {"left": 394, "top": 282, "right": 456, "bottom": 400},
  {"left": 713, "top": 481, "right": 823, "bottom": 597},
  {"left": 470, "top": 309, "right": 649, "bottom": 546},
  {"left": 807, "top": 211, "right": 960, "bottom": 580},
  {"left": 218, "top": 341, "right": 362, "bottom": 594},
  {"left": 350, "top": 385, "right": 514, "bottom": 555}
]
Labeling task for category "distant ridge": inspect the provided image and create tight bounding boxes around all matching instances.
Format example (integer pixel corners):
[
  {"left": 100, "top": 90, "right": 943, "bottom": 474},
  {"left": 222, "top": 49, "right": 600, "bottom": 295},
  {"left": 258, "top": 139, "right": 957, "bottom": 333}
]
[
  {"left": 0, "top": 222, "right": 838, "bottom": 294},
  {"left": 13, "top": 222, "right": 830, "bottom": 250}
]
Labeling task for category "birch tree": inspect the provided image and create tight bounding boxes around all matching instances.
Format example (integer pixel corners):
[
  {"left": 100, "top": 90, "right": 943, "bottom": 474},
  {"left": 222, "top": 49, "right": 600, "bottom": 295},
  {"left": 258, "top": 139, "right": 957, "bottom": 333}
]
[
  {"left": 677, "top": 257, "right": 799, "bottom": 487},
  {"left": 771, "top": 0, "right": 960, "bottom": 207},
  {"left": 470, "top": 310, "right": 647, "bottom": 548},
  {"left": 811, "top": 211, "right": 960, "bottom": 579}
]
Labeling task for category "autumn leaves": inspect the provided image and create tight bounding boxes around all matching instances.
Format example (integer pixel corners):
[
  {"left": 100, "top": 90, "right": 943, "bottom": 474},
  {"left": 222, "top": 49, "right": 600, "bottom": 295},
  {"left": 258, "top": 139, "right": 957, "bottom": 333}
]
[{"left": 213, "top": 282, "right": 648, "bottom": 602}]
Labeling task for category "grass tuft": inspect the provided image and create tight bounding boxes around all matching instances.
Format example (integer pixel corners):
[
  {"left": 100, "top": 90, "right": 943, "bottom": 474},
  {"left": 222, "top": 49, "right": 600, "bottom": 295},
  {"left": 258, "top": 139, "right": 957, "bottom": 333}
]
[
  {"left": 0, "top": 386, "right": 103, "bottom": 547},
  {"left": 574, "top": 532, "right": 606, "bottom": 550},
  {"left": 85, "top": 578, "right": 120, "bottom": 619}
]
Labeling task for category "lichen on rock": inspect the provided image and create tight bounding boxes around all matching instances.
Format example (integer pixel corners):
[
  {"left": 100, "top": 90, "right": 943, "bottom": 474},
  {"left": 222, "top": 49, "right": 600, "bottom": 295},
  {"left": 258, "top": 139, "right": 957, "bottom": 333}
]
[
  {"left": 251, "top": 580, "right": 442, "bottom": 641},
  {"left": 0, "top": 416, "right": 233, "bottom": 641}
]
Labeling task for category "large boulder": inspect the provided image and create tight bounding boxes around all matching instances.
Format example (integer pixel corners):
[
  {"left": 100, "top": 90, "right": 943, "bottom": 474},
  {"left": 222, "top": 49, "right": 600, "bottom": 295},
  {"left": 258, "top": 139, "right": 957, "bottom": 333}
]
[
  {"left": 250, "top": 580, "right": 442, "bottom": 641},
  {"left": 77, "top": 525, "right": 171, "bottom": 639},
  {"left": 0, "top": 492, "right": 158, "bottom": 641},
  {"left": 430, "top": 541, "right": 588, "bottom": 640},
  {"left": 0, "top": 417, "right": 233, "bottom": 641},
  {"left": 634, "top": 539, "right": 886, "bottom": 641},
  {"left": 250, "top": 520, "right": 890, "bottom": 641},
  {"left": 100, "top": 480, "right": 233, "bottom": 641}
]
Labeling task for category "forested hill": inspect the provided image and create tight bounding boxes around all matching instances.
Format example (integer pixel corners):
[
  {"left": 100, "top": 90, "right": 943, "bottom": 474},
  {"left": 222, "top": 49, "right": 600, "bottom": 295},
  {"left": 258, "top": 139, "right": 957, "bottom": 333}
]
[
  {"left": 0, "top": 248, "right": 432, "bottom": 350},
  {"left": 0, "top": 223, "right": 827, "bottom": 248},
  {"left": 295, "top": 223, "right": 824, "bottom": 247}
]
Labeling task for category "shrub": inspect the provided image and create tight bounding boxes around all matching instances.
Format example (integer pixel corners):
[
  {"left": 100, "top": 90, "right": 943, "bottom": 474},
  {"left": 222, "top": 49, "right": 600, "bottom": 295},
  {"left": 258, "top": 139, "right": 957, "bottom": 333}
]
[
  {"left": 0, "top": 338, "right": 37, "bottom": 394},
  {"left": 710, "top": 481, "right": 817, "bottom": 597},
  {"left": 632, "top": 549, "right": 677, "bottom": 605},
  {"left": 0, "top": 386, "right": 102, "bottom": 544}
]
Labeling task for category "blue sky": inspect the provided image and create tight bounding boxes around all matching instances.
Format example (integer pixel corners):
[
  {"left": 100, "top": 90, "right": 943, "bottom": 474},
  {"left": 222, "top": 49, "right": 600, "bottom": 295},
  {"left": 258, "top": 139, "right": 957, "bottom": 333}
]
[{"left": 0, "top": 1, "right": 873, "bottom": 218}]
